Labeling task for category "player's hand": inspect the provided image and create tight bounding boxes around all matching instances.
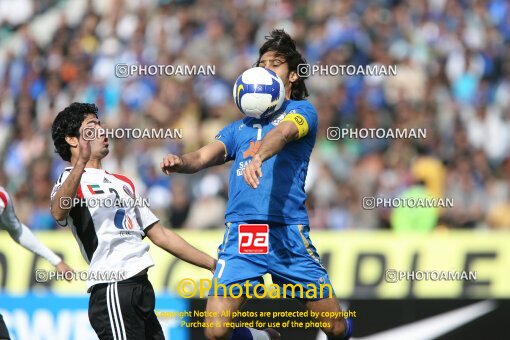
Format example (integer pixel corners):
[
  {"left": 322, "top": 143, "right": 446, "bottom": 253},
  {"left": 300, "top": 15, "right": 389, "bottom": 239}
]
[
  {"left": 243, "top": 154, "right": 263, "bottom": 189},
  {"left": 161, "top": 154, "right": 184, "bottom": 175},
  {"left": 77, "top": 127, "right": 92, "bottom": 164},
  {"left": 263, "top": 328, "right": 281, "bottom": 340},
  {"left": 55, "top": 261, "right": 74, "bottom": 282}
]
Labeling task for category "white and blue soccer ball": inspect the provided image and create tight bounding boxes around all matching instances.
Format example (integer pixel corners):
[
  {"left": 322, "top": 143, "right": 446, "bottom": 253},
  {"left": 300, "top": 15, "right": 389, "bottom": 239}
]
[{"left": 233, "top": 67, "right": 285, "bottom": 119}]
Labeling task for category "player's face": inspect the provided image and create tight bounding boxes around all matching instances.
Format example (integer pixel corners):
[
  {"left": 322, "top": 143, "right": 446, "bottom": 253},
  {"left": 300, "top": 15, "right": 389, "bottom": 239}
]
[
  {"left": 258, "top": 51, "right": 297, "bottom": 99},
  {"left": 81, "top": 114, "right": 110, "bottom": 159}
]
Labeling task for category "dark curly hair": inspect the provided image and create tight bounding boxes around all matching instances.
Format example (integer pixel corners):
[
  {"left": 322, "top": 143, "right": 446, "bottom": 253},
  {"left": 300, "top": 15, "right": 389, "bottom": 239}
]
[
  {"left": 51, "top": 103, "right": 98, "bottom": 162},
  {"left": 256, "top": 29, "right": 309, "bottom": 100}
]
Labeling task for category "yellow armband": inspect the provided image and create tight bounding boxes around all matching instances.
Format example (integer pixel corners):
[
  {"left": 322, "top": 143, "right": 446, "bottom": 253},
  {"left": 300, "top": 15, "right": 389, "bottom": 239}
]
[{"left": 282, "top": 113, "right": 309, "bottom": 139}]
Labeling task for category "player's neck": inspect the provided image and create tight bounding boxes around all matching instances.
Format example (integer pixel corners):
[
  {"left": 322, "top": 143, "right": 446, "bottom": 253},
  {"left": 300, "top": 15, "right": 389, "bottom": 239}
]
[
  {"left": 71, "top": 157, "right": 102, "bottom": 169},
  {"left": 84, "top": 159, "right": 102, "bottom": 169},
  {"left": 285, "top": 86, "right": 291, "bottom": 100}
]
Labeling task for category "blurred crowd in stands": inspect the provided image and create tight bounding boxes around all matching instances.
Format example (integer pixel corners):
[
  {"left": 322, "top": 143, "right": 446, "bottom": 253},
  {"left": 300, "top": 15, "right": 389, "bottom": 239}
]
[{"left": 1, "top": 0, "right": 510, "bottom": 231}]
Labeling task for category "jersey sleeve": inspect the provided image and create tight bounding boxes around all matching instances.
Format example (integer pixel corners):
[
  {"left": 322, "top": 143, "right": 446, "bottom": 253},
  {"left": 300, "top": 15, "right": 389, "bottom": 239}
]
[
  {"left": 16, "top": 223, "right": 62, "bottom": 266},
  {"left": 0, "top": 190, "right": 24, "bottom": 235},
  {"left": 0, "top": 190, "right": 7, "bottom": 216},
  {"left": 50, "top": 170, "right": 74, "bottom": 226},
  {"left": 50, "top": 169, "right": 72, "bottom": 201},
  {"left": 132, "top": 187, "right": 159, "bottom": 231},
  {"left": 135, "top": 204, "right": 160, "bottom": 232},
  {"left": 215, "top": 122, "right": 237, "bottom": 161},
  {"left": 281, "top": 101, "right": 318, "bottom": 139}
]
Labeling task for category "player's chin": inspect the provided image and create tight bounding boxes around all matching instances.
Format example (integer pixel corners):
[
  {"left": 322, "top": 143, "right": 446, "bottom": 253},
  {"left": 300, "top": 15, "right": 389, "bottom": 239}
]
[{"left": 100, "top": 147, "right": 110, "bottom": 157}]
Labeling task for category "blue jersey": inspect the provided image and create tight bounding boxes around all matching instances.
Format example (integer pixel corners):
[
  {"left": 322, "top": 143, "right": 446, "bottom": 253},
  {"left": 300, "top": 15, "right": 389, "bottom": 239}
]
[{"left": 215, "top": 99, "right": 318, "bottom": 224}]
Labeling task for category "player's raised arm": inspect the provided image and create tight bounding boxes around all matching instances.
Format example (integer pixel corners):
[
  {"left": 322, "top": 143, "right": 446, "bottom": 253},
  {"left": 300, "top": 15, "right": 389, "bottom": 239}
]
[
  {"left": 50, "top": 127, "right": 91, "bottom": 222},
  {"left": 160, "top": 140, "right": 227, "bottom": 175},
  {"left": 145, "top": 222, "right": 216, "bottom": 273}
]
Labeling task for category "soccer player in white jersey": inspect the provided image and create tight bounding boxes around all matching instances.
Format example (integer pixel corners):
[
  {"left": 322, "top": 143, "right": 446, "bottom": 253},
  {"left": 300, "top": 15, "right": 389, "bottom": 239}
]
[
  {"left": 0, "top": 186, "right": 73, "bottom": 340},
  {"left": 50, "top": 102, "right": 216, "bottom": 340}
]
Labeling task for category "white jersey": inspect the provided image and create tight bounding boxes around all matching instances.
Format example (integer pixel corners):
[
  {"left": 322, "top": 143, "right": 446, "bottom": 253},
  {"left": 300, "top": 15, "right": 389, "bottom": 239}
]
[
  {"left": 0, "top": 186, "right": 61, "bottom": 266},
  {"left": 51, "top": 167, "right": 159, "bottom": 289}
]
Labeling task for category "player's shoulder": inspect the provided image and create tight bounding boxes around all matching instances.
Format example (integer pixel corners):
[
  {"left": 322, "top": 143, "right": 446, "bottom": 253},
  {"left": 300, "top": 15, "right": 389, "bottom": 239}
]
[
  {"left": 218, "top": 117, "right": 253, "bottom": 134},
  {"left": 55, "top": 167, "right": 73, "bottom": 184},
  {"left": 284, "top": 99, "right": 317, "bottom": 128},
  {"left": 285, "top": 99, "right": 316, "bottom": 114},
  {"left": 0, "top": 186, "right": 10, "bottom": 207},
  {"left": 105, "top": 171, "right": 136, "bottom": 194}
]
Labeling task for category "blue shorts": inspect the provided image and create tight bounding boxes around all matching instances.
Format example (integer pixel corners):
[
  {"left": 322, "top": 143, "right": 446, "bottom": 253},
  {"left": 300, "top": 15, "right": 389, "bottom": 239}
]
[{"left": 210, "top": 221, "right": 334, "bottom": 300}]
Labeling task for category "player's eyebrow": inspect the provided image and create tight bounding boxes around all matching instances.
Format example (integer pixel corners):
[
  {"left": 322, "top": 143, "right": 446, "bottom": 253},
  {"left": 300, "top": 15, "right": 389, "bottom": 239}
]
[
  {"left": 86, "top": 118, "right": 100, "bottom": 125},
  {"left": 260, "top": 58, "right": 285, "bottom": 63}
]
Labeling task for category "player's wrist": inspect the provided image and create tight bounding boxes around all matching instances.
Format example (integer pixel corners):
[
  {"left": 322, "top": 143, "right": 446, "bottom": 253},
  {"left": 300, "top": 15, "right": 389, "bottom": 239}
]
[
  {"left": 173, "top": 156, "right": 187, "bottom": 173},
  {"left": 210, "top": 258, "right": 217, "bottom": 273},
  {"left": 178, "top": 156, "right": 187, "bottom": 171},
  {"left": 253, "top": 153, "right": 263, "bottom": 164},
  {"left": 75, "top": 158, "right": 88, "bottom": 168}
]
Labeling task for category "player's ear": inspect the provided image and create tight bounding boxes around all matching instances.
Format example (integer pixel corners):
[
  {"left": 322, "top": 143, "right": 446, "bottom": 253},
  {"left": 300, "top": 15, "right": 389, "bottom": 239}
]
[
  {"left": 288, "top": 70, "right": 298, "bottom": 83},
  {"left": 65, "top": 136, "right": 78, "bottom": 148}
]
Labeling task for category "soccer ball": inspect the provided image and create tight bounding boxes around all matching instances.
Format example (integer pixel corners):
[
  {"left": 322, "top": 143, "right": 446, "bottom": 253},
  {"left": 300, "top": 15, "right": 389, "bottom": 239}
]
[{"left": 233, "top": 67, "right": 285, "bottom": 119}]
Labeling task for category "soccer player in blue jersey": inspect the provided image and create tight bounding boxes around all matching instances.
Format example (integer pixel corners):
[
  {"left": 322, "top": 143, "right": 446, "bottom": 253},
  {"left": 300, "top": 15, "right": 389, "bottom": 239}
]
[{"left": 161, "top": 29, "right": 352, "bottom": 340}]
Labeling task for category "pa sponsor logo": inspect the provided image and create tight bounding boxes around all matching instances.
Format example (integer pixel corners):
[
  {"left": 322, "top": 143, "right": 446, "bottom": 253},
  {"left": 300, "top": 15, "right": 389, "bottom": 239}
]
[{"left": 238, "top": 224, "right": 269, "bottom": 254}]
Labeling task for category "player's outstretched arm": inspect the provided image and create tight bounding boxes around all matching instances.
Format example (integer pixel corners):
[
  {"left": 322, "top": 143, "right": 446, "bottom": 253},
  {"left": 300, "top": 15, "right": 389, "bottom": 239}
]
[
  {"left": 160, "top": 141, "right": 227, "bottom": 175},
  {"left": 7, "top": 222, "right": 63, "bottom": 266},
  {"left": 1, "top": 190, "right": 75, "bottom": 279},
  {"left": 145, "top": 222, "right": 216, "bottom": 273},
  {"left": 51, "top": 128, "right": 91, "bottom": 221},
  {"left": 243, "top": 121, "right": 299, "bottom": 189},
  {"left": 16, "top": 229, "right": 75, "bottom": 280},
  {"left": 6, "top": 222, "right": 74, "bottom": 279}
]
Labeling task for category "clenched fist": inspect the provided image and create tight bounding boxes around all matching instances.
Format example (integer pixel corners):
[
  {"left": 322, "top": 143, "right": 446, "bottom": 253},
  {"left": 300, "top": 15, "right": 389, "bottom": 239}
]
[{"left": 161, "top": 154, "right": 183, "bottom": 175}]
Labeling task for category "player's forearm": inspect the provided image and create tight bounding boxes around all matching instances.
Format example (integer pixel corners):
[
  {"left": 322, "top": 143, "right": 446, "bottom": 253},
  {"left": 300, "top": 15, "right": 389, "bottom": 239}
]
[
  {"left": 154, "top": 228, "right": 215, "bottom": 271},
  {"left": 179, "top": 148, "right": 225, "bottom": 173},
  {"left": 51, "top": 161, "right": 86, "bottom": 221},
  {"left": 255, "top": 128, "right": 289, "bottom": 162},
  {"left": 10, "top": 224, "right": 62, "bottom": 266},
  {"left": 177, "top": 152, "right": 204, "bottom": 174}
]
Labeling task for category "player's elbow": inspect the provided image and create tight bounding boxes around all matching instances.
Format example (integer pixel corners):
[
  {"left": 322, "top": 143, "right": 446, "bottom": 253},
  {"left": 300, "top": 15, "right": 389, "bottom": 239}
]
[
  {"left": 52, "top": 212, "right": 67, "bottom": 222},
  {"left": 150, "top": 228, "right": 186, "bottom": 257},
  {"left": 6, "top": 227, "right": 21, "bottom": 242},
  {"left": 50, "top": 204, "right": 67, "bottom": 222}
]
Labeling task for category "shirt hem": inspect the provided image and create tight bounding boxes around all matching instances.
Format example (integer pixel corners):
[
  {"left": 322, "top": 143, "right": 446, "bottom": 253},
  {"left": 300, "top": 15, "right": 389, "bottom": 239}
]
[
  {"left": 86, "top": 261, "right": 154, "bottom": 291},
  {"left": 225, "top": 214, "right": 309, "bottom": 225}
]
